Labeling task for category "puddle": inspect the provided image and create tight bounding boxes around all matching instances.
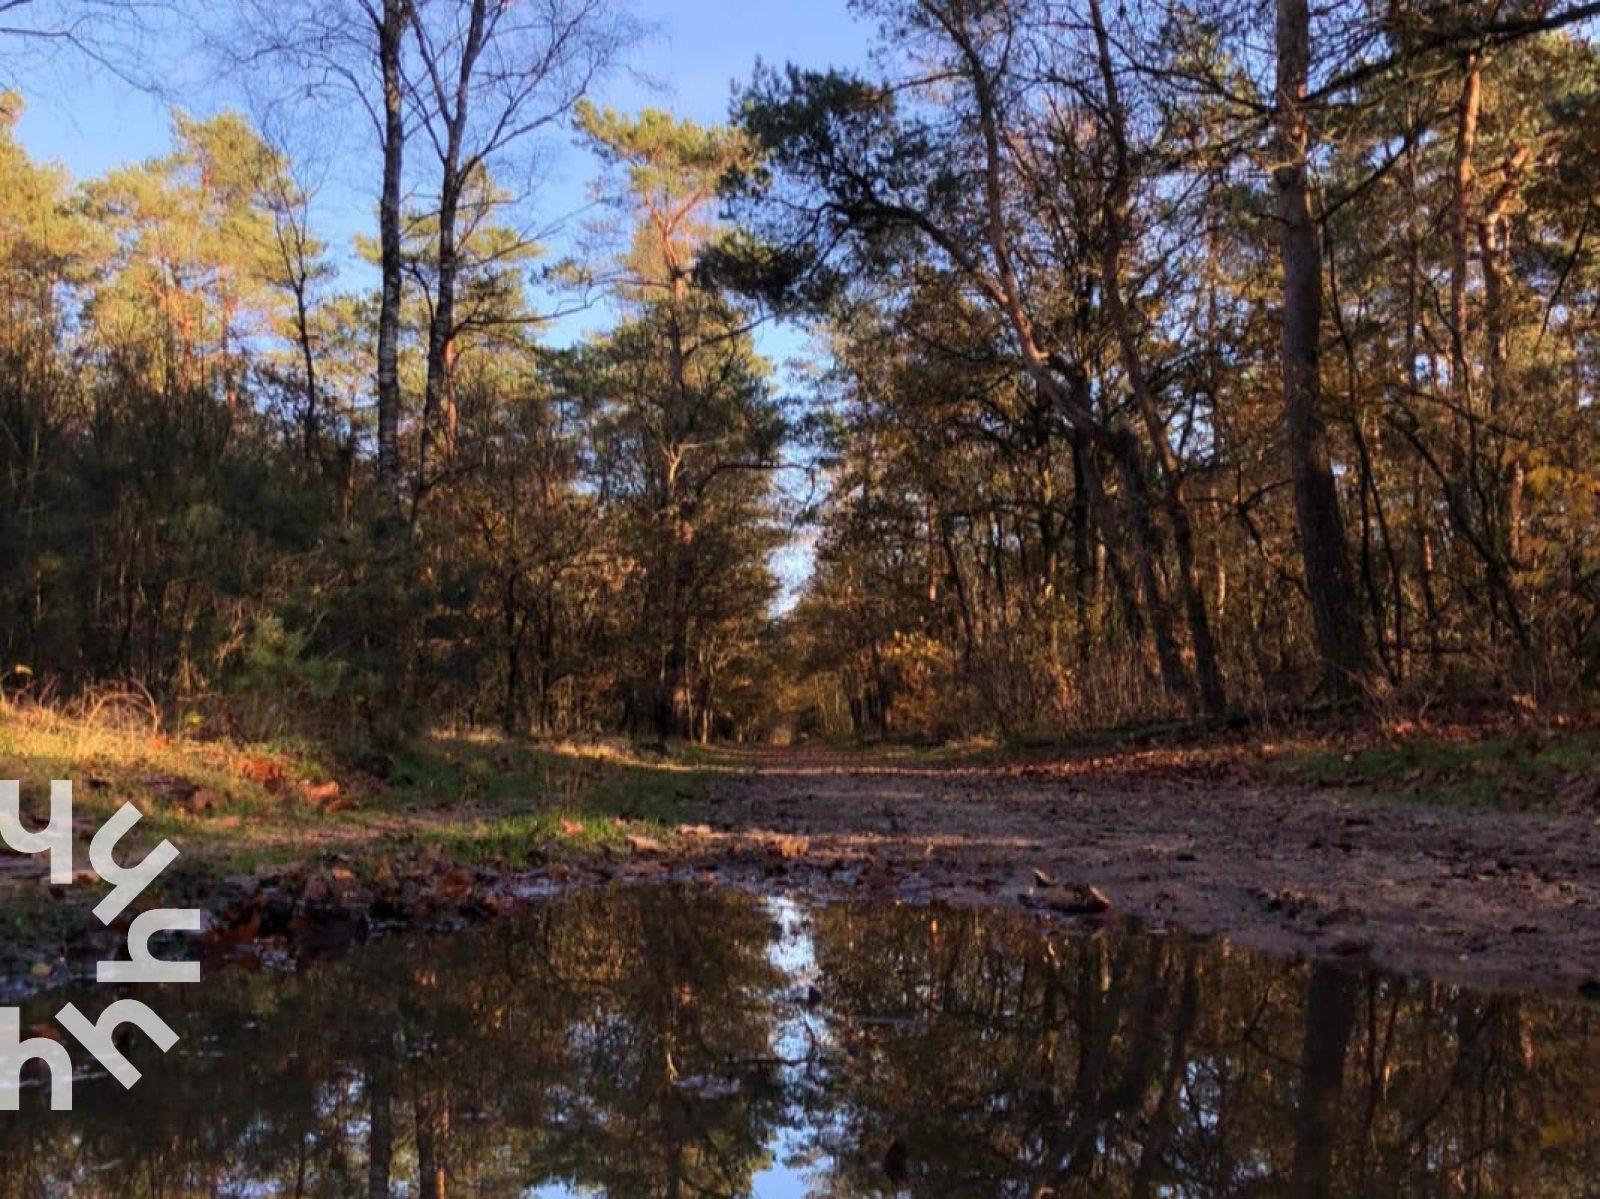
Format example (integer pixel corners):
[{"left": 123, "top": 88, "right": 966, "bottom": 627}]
[{"left": 3, "top": 885, "right": 1598, "bottom": 1196}]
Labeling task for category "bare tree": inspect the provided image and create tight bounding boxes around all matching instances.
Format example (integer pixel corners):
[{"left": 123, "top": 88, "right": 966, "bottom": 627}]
[
  {"left": 0, "top": 0, "right": 176, "bottom": 90},
  {"left": 1086, "top": 0, "right": 1227, "bottom": 715},
  {"left": 224, "top": 0, "right": 415, "bottom": 508},
  {"left": 404, "top": 0, "right": 633, "bottom": 523},
  {"left": 375, "top": 0, "right": 409, "bottom": 507}
]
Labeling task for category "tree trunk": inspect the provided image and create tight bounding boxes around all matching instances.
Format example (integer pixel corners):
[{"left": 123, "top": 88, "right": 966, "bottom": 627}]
[
  {"left": 375, "top": 0, "right": 406, "bottom": 507},
  {"left": 1070, "top": 427, "right": 1095, "bottom": 673},
  {"left": 1443, "top": 60, "right": 1531, "bottom": 656},
  {"left": 1449, "top": 56, "right": 1481, "bottom": 421},
  {"left": 1111, "top": 432, "right": 1194, "bottom": 705},
  {"left": 411, "top": 0, "right": 487, "bottom": 524},
  {"left": 1274, "top": 0, "right": 1374, "bottom": 697},
  {"left": 1478, "top": 148, "right": 1533, "bottom": 654},
  {"left": 502, "top": 571, "right": 521, "bottom": 734},
  {"left": 290, "top": 277, "right": 320, "bottom": 463},
  {"left": 416, "top": 173, "right": 460, "bottom": 515},
  {"left": 1089, "top": 0, "right": 1226, "bottom": 715}
]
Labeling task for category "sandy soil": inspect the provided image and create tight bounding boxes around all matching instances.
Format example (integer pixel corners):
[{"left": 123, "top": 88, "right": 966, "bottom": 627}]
[{"left": 676, "top": 748, "right": 1600, "bottom": 998}]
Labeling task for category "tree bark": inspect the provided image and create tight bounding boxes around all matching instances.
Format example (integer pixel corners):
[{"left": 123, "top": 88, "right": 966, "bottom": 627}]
[
  {"left": 1111, "top": 432, "right": 1195, "bottom": 704},
  {"left": 1444, "top": 59, "right": 1531, "bottom": 654},
  {"left": 1070, "top": 426, "right": 1096, "bottom": 672},
  {"left": 1478, "top": 147, "right": 1533, "bottom": 648},
  {"left": 412, "top": 0, "right": 488, "bottom": 519},
  {"left": 1448, "top": 56, "right": 1481, "bottom": 425},
  {"left": 1274, "top": 0, "right": 1375, "bottom": 697},
  {"left": 374, "top": 0, "right": 407, "bottom": 507}
]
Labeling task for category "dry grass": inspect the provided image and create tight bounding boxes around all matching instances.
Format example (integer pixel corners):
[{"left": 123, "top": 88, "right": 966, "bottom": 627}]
[{"left": 0, "top": 702, "right": 714, "bottom": 970}]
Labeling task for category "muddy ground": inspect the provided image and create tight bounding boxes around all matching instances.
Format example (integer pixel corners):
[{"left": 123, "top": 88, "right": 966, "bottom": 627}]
[
  {"left": 10, "top": 741, "right": 1600, "bottom": 1002},
  {"left": 671, "top": 748, "right": 1600, "bottom": 998}
]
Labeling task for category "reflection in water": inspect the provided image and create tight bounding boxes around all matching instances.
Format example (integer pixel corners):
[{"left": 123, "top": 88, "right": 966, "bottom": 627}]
[{"left": 2, "top": 887, "right": 1597, "bottom": 1197}]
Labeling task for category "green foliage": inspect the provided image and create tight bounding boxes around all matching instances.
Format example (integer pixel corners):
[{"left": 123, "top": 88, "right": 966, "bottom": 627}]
[
  {"left": 0, "top": 93, "right": 788, "bottom": 746},
  {"left": 736, "top": 1, "right": 1600, "bottom": 737},
  {"left": 240, "top": 616, "right": 321, "bottom": 687}
]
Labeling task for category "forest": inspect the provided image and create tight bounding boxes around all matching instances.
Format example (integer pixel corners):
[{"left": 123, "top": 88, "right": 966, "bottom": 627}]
[
  {"left": 1, "top": 0, "right": 1595, "bottom": 753},
  {"left": 6, "top": 2, "right": 1600, "bottom": 1189}
]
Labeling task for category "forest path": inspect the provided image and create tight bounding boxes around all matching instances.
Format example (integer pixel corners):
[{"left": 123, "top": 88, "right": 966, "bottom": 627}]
[{"left": 692, "top": 747, "right": 1600, "bottom": 997}]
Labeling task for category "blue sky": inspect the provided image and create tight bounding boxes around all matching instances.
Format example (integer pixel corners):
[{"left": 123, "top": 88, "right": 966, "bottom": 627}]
[
  {"left": 12, "top": 0, "right": 872, "bottom": 286},
  {"left": 12, "top": 0, "right": 872, "bottom": 608},
  {"left": 14, "top": 0, "right": 872, "bottom": 174}
]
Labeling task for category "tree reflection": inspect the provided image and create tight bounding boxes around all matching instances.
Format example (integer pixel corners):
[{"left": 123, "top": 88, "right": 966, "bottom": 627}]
[
  {"left": 800, "top": 906, "right": 1600, "bottom": 1198},
  {"left": 0, "top": 890, "right": 1596, "bottom": 1198}
]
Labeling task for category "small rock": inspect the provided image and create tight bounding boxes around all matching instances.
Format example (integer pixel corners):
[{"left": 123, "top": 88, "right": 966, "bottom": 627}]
[{"left": 1033, "top": 883, "right": 1113, "bottom": 916}]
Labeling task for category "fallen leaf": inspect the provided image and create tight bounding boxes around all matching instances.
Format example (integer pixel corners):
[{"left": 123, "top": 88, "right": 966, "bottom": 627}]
[
  {"left": 299, "top": 779, "right": 341, "bottom": 805},
  {"left": 241, "top": 756, "right": 288, "bottom": 792},
  {"left": 186, "top": 787, "right": 225, "bottom": 815}
]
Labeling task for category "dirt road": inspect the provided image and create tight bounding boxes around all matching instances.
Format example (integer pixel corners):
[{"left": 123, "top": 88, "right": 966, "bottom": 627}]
[{"left": 688, "top": 748, "right": 1600, "bottom": 997}]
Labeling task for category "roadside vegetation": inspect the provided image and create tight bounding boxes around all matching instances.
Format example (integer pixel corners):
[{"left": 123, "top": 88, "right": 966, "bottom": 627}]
[
  {"left": 907, "top": 711, "right": 1600, "bottom": 811},
  {"left": 0, "top": 698, "right": 714, "bottom": 984}
]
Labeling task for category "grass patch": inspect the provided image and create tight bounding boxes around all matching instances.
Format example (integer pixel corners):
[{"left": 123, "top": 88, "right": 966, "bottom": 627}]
[
  {"left": 0, "top": 705, "right": 715, "bottom": 969},
  {"left": 424, "top": 756, "right": 712, "bottom": 868},
  {"left": 841, "top": 715, "right": 1600, "bottom": 813},
  {"left": 430, "top": 811, "right": 619, "bottom": 868},
  {"left": 1264, "top": 728, "right": 1600, "bottom": 809}
]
